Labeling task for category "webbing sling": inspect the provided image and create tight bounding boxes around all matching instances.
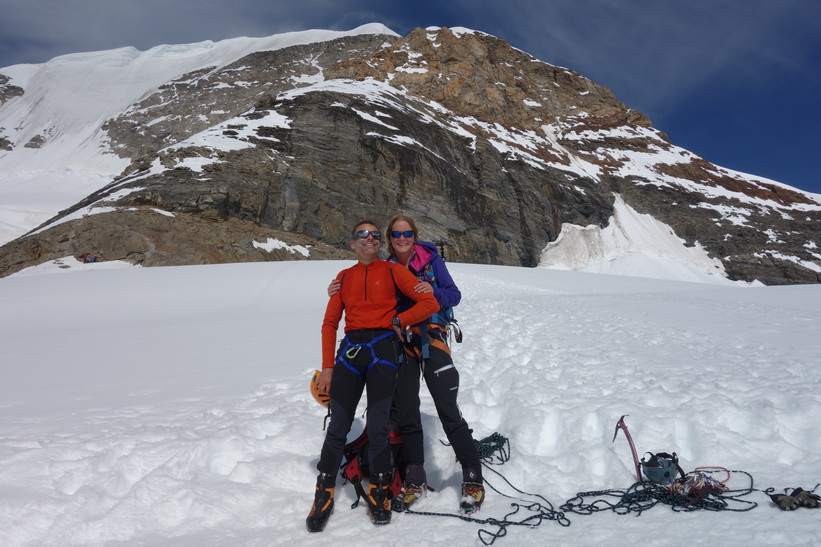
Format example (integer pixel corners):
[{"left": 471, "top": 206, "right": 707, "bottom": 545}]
[
  {"left": 336, "top": 331, "right": 398, "bottom": 375},
  {"left": 421, "top": 326, "right": 430, "bottom": 360}
]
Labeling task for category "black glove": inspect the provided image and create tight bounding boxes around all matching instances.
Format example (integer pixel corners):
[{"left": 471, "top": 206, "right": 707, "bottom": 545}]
[
  {"left": 793, "top": 488, "right": 821, "bottom": 508},
  {"left": 770, "top": 493, "right": 800, "bottom": 511}
]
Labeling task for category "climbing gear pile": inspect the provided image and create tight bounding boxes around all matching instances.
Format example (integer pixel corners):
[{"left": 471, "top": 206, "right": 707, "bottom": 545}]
[
  {"left": 310, "top": 403, "right": 820, "bottom": 542},
  {"left": 561, "top": 469, "right": 759, "bottom": 517},
  {"left": 674, "top": 470, "right": 729, "bottom": 502}
]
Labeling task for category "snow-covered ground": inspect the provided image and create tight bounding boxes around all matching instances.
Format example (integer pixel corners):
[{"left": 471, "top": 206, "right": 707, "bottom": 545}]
[{"left": 1, "top": 257, "right": 819, "bottom": 546}]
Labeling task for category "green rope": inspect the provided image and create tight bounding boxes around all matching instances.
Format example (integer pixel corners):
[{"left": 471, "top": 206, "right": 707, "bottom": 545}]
[
  {"left": 560, "top": 469, "right": 759, "bottom": 516},
  {"left": 475, "top": 431, "right": 511, "bottom": 465},
  {"left": 410, "top": 433, "right": 569, "bottom": 545}
]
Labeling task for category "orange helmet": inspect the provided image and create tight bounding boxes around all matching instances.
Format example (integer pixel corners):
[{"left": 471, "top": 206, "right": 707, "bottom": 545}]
[{"left": 310, "top": 370, "right": 330, "bottom": 408}]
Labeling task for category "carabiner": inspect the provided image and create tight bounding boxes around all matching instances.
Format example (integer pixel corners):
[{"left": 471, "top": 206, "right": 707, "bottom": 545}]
[{"left": 345, "top": 345, "right": 362, "bottom": 359}]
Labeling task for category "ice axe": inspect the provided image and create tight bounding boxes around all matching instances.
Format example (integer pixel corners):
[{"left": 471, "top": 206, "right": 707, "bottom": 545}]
[{"left": 613, "top": 415, "right": 642, "bottom": 483}]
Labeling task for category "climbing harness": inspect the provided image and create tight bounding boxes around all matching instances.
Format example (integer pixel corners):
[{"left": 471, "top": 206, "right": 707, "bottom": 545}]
[
  {"left": 675, "top": 470, "right": 730, "bottom": 503},
  {"left": 314, "top": 330, "right": 400, "bottom": 430},
  {"left": 339, "top": 427, "right": 405, "bottom": 510},
  {"left": 335, "top": 331, "right": 399, "bottom": 375}
]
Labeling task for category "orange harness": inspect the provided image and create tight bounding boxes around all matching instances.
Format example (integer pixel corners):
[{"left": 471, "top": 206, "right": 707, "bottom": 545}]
[{"left": 404, "top": 324, "right": 451, "bottom": 360}]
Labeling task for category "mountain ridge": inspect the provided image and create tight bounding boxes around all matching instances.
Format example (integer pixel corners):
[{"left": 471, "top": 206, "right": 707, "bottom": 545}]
[{"left": 1, "top": 25, "right": 819, "bottom": 284}]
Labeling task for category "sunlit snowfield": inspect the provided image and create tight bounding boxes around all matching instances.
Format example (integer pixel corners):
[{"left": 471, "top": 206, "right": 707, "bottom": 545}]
[{"left": 1, "top": 259, "right": 819, "bottom": 546}]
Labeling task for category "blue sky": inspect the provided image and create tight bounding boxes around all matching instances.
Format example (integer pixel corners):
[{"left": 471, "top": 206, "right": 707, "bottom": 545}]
[{"left": 1, "top": 0, "right": 819, "bottom": 195}]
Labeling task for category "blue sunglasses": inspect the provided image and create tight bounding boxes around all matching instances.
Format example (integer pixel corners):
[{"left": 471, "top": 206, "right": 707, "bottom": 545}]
[{"left": 391, "top": 230, "right": 414, "bottom": 239}]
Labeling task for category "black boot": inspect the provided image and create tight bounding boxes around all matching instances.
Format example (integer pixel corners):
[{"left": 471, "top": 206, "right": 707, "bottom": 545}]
[
  {"left": 366, "top": 472, "right": 392, "bottom": 525},
  {"left": 306, "top": 472, "right": 335, "bottom": 532}
]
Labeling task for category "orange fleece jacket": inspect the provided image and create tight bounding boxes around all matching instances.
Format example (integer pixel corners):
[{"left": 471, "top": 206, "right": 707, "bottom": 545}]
[{"left": 321, "top": 260, "right": 439, "bottom": 368}]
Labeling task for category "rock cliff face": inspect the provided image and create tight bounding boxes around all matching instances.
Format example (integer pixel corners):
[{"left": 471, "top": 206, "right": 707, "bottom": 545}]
[{"left": 0, "top": 27, "right": 819, "bottom": 283}]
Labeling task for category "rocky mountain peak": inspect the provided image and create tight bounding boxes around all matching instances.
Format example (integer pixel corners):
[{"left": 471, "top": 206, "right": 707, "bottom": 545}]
[
  {"left": 0, "top": 27, "right": 818, "bottom": 284},
  {"left": 331, "top": 27, "right": 651, "bottom": 138}
]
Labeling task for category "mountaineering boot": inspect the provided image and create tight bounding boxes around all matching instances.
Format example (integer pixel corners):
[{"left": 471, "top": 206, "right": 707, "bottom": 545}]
[
  {"left": 391, "top": 481, "right": 426, "bottom": 512},
  {"left": 366, "top": 472, "right": 392, "bottom": 525},
  {"left": 306, "top": 472, "right": 335, "bottom": 532},
  {"left": 460, "top": 467, "right": 485, "bottom": 513},
  {"left": 460, "top": 482, "right": 485, "bottom": 513},
  {"left": 392, "top": 463, "right": 427, "bottom": 512}
]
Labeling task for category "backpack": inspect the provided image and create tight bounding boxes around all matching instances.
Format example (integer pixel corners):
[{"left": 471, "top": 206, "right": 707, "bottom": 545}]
[{"left": 340, "top": 427, "right": 405, "bottom": 508}]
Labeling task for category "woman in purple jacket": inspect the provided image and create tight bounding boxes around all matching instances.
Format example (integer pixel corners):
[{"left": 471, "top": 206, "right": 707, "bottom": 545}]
[{"left": 383, "top": 215, "right": 484, "bottom": 514}]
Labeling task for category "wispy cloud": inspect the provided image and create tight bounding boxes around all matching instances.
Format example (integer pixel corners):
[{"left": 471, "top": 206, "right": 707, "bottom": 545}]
[{"left": 0, "top": 0, "right": 372, "bottom": 66}]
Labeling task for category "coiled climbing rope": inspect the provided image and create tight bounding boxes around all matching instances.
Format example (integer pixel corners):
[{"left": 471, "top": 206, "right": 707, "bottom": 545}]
[
  {"left": 404, "top": 434, "right": 763, "bottom": 545},
  {"left": 560, "top": 469, "right": 759, "bottom": 517}
]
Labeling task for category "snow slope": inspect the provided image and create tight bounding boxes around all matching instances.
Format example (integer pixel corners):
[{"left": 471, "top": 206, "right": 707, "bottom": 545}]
[
  {"left": 0, "top": 24, "right": 398, "bottom": 244},
  {"left": 1, "top": 259, "right": 819, "bottom": 546}
]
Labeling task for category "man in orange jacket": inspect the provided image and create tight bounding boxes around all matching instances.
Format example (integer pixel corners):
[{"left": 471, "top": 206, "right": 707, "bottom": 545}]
[{"left": 307, "top": 220, "right": 438, "bottom": 532}]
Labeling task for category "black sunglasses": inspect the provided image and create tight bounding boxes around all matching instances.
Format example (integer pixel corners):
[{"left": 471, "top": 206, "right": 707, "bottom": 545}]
[
  {"left": 390, "top": 230, "right": 414, "bottom": 238},
  {"left": 353, "top": 230, "right": 382, "bottom": 240}
]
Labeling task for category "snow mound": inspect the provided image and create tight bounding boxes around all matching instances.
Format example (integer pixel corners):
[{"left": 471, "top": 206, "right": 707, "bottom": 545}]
[{"left": 540, "top": 194, "right": 738, "bottom": 285}]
